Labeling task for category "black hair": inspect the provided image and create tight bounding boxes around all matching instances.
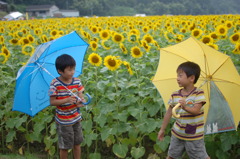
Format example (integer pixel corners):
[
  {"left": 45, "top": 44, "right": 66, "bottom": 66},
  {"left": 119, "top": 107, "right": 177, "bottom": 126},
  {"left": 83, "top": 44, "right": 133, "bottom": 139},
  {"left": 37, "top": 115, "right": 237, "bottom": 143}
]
[
  {"left": 55, "top": 54, "right": 76, "bottom": 74},
  {"left": 177, "top": 61, "right": 201, "bottom": 84}
]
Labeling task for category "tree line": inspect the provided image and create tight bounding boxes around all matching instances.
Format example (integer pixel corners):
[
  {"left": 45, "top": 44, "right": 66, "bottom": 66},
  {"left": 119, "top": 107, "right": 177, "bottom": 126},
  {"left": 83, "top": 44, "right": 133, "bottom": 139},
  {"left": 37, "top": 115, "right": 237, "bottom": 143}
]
[{"left": 2, "top": 0, "right": 240, "bottom": 16}]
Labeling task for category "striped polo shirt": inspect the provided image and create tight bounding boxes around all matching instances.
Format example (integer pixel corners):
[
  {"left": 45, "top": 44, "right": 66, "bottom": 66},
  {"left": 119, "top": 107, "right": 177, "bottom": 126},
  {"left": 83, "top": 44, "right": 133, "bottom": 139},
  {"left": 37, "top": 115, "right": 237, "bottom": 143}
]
[
  {"left": 49, "top": 77, "right": 84, "bottom": 125},
  {"left": 168, "top": 87, "right": 206, "bottom": 141}
]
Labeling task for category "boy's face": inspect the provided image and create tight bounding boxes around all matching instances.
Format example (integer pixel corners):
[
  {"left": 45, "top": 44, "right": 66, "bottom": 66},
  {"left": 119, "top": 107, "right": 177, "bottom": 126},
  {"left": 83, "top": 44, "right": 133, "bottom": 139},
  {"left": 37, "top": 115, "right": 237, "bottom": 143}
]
[
  {"left": 177, "top": 69, "right": 195, "bottom": 87},
  {"left": 58, "top": 66, "right": 75, "bottom": 80}
]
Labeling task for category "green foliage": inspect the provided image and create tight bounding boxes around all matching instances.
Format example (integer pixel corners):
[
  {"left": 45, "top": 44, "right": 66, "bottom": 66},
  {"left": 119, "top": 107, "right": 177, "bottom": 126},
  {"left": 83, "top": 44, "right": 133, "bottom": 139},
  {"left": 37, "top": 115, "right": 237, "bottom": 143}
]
[{"left": 3, "top": 0, "right": 240, "bottom": 16}]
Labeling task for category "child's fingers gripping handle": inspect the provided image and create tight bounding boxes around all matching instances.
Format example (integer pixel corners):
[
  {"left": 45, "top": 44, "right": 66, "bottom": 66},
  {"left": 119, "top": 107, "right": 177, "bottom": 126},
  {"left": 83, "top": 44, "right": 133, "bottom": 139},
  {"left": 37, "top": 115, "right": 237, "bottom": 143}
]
[{"left": 172, "top": 103, "right": 181, "bottom": 118}]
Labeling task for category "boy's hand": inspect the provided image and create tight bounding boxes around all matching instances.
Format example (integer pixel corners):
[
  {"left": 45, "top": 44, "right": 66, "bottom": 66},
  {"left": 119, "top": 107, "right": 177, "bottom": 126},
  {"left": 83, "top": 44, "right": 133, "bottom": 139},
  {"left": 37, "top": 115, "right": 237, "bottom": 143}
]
[
  {"left": 179, "top": 98, "right": 186, "bottom": 109},
  {"left": 66, "top": 96, "right": 78, "bottom": 104},
  {"left": 157, "top": 130, "right": 165, "bottom": 141}
]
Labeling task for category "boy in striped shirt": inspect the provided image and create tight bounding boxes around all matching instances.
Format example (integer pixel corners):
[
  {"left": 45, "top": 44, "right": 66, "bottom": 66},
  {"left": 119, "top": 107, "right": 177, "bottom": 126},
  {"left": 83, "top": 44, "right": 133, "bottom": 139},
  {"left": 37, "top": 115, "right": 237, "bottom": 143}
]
[
  {"left": 157, "top": 62, "right": 210, "bottom": 159},
  {"left": 49, "top": 54, "right": 85, "bottom": 159}
]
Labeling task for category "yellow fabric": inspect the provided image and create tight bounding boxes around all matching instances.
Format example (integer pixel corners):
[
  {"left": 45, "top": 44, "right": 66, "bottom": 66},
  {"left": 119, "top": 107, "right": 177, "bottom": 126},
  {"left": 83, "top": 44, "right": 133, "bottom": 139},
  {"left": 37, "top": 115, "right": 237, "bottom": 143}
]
[{"left": 152, "top": 37, "right": 240, "bottom": 131}]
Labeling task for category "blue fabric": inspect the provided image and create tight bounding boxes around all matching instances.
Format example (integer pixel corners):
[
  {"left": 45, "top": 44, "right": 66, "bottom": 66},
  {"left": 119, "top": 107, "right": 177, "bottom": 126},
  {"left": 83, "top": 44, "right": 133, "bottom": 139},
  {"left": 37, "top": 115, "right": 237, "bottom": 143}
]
[{"left": 12, "top": 31, "right": 89, "bottom": 116}]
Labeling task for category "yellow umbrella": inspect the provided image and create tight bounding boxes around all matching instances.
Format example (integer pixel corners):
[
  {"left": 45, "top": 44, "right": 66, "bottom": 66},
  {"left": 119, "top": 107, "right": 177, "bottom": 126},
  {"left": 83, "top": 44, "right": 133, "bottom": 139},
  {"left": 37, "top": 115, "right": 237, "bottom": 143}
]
[{"left": 152, "top": 37, "right": 240, "bottom": 134}]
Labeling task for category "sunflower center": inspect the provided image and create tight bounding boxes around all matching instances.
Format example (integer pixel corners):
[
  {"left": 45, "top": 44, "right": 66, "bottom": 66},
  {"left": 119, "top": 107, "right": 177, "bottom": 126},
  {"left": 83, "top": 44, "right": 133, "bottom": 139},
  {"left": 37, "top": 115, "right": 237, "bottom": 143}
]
[
  {"left": 114, "top": 35, "right": 122, "bottom": 42},
  {"left": 102, "top": 32, "right": 108, "bottom": 38},
  {"left": 92, "top": 56, "right": 99, "bottom": 63},
  {"left": 232, "top": 34, "right": 239, "bottom": 41},
  {"left": 193, "top": 31, "right": 200, "bottom": 36},
  {"left": 133, "top": 48, "right": 140, "bottom": 55},
  {"left": 202, "top": 37, "right": 210, "bottom": 44},
  {"left": 219, "top": 28, "right": 225, "bottom": 34},
  {"left": 108, "top": 59, "right": 116, "bottom": 67}
]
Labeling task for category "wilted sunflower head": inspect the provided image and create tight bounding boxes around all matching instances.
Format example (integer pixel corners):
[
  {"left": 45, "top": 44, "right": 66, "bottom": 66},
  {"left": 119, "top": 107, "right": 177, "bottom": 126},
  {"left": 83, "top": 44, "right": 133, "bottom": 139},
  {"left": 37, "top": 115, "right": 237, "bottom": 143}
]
[
  {"left": 112, "top": 33, "right": 124, "bottom": 43},
  {"left": 131, "top": 46, "right": 143, "bottom": 58},
  {"left": 100, "top": 30, "right": 110, "bottom": 40},
  {"left": 104, "top": 55, "right": 122, "bottom": 71},
  {"left": 90, "top": 41, "right": 98, "bottom": 51},
  {"left": 22, "top": 44, "right": 35, "bottom": 56},
  {"left": 88, "top": 53, "right": 102, "bottom": 67}
]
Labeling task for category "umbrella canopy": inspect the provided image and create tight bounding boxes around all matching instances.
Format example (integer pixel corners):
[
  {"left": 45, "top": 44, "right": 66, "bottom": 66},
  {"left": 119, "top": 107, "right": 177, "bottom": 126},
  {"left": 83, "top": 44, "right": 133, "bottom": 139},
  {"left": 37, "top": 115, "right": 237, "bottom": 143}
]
[
  {"left": 12, "top": 31, "right": 89, "bottom": 116},
  {"left": 152, "top": 37, "right": 240, "bottom": 134}
]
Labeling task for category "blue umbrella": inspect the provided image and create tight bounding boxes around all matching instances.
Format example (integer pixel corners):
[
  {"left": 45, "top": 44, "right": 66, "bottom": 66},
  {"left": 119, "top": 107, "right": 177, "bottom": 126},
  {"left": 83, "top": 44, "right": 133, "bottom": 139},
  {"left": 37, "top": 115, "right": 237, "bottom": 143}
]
[{"left": 12, "top": 31, "right": 91, "bottom": 116}]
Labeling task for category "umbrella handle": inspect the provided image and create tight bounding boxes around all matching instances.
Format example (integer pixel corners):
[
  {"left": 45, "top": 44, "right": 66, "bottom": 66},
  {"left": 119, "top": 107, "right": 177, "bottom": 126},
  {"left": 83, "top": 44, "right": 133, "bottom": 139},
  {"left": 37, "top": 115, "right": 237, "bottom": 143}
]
[
  {"left": 81, "top": 93, "right": 92, "bottom": 105},
  {"left": 172, "top": 103, "right": 181, "bottom": 118}
]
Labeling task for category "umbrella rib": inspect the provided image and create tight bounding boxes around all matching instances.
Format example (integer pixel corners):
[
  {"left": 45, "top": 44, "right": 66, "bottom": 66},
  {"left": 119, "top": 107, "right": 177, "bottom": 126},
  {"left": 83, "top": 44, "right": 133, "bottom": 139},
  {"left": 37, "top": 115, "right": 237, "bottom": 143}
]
[{"left": 36, "top": 62, "right": 83, "bottom": 102}]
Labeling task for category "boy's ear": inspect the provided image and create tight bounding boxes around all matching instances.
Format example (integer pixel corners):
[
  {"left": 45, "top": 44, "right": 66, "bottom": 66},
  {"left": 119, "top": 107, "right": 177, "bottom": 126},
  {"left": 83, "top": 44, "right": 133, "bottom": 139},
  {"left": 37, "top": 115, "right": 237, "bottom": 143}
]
[
  {"left": 57, "top": 69, "right": 62, "bottom": 74},
  {"left": 189, "top": 75, "right": 195, "bottom": 82}
]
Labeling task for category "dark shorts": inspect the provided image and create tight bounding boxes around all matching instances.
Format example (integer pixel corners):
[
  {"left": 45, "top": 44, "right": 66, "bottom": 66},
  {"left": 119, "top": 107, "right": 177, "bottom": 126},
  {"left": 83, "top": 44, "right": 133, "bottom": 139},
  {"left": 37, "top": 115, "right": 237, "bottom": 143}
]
[
  {"left": 56, "top": 121, "right": 84, "bottom": 149},
  {"left": 168, "top": 135, "right": 209, "bottom": 159}
]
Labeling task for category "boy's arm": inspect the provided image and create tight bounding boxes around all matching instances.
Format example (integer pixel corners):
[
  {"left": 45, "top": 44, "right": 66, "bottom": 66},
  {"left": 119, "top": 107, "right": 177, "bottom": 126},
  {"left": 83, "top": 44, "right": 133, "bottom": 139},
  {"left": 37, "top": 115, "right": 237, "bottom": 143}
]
[
  {"left": 50, "top": 96, "right": 77, "bottom": 106},
  {"left": 158, "top": 106, "right": 173, "bottom": 141}
]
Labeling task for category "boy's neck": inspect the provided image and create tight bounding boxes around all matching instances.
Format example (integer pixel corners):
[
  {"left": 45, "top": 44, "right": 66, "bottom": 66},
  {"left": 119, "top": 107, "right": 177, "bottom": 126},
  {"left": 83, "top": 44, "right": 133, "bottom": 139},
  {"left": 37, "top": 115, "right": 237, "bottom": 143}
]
[
  {"left": 182, "top": 85, "right": 195, "bottom": 94},
  {"left": 58, "top": 76, "right": 72, "bottom": 84}
]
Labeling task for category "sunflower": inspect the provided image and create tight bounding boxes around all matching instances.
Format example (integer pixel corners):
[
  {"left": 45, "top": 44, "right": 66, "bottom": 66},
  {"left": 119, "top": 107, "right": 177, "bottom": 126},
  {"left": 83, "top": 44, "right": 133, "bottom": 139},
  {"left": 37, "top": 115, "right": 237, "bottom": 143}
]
[
  {"left": 100, "top": 30, "right": 110, "bottom": 40},
  {"left": 101, "top": 40, "right": 111, "bottom": 50},
  {"left": 20, "top": 37, "right": 30, "bottom": 45},
  {"left": 90, "top": 41, "right": 98, "bottom": 51},
  {"left": 0, "top": 53, "right": 8, "bottom": 64},
  {"left": 131, "top": 46, "right": 143, "bottom": 58},
  {"left": 120, "top": 43, "right": 128, "bottom": 54},
  {"left": 141, "top": 40, "right": 151, "bottom": 52},
  {"left": 90, "top": 26, "right": 99, "bottom": 34},
  {"left": 34, "top": 29, "right": 42, "bottom": 35},
  {"left": 233, "top": 43, "right": 240, "bottom": 54},
  {"left": 1, "top": 47, "right": 10, "bottom": 58},
  {"left": 104, "top": 55, "right": 122, "bottom": 71},
  {"left": 180, "top": 28, "right": 187, "bottom": 33},
  {"left": 207, "top": 43, "right": 219, "bottom": 50},
  {"left": 0, "top": 27, "right": 4, "bottom": 33},
  {"left": 41, "top": 34, "right": 48, "bottom": 43},
  {"left": 50, "top": 30, "right": 59, "bottom": 37},
  {"left": 191, "top": 28, "right": 203, "bottom": 38},
  {"left": 123, "top": 61, "right": 133, "bottom": 75},
  {"left": 210, "top": 32, "right": 218, "bottom": 40},
  {"left": 129, "top": 29, "right": 140, "bottom": 36},
  {"left": 142, "top": 26, "right": 149, "bottom": 33},
  {"left": 112, "top": 33, "right": 124, "bottom": 43},
  {"left": 22, "top": 44, "right": 35, "bottom": 56},
  {"left": 230, "top": 33, "right": 240, "bottom": 44},
  {"left": 88, "top": 53, "right": 102, "bottom": 67},
  {"left": 225, "top": 20, "right": 233, "bottom": 29},
  {"left": 201, "top": 35, "right": 213, "bottom": 44},
  {"left": 128, "top": 34, "right": 138, "bottom": 43},
  {"left": 9, "top": 39, "right": 19, "bottom": 45},
  {"left": 0, "top": 36, "right": 4, "bottom": 44},
  {"left": 143, "top": 34, "right": 153, "bottom": 43},
  {"left": 27, "top": 34, "right": 35, "bottom": 43},
  {"left": 216, "top": 25, "right": 228, "bottom": 36}
]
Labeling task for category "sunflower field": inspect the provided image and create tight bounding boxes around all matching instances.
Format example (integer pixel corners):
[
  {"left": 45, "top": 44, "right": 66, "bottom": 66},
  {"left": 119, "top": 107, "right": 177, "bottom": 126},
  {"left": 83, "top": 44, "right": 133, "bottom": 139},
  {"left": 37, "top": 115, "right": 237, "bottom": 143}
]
[{"left": 0, "top": 14, "right": 240, "bottom": 159}]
